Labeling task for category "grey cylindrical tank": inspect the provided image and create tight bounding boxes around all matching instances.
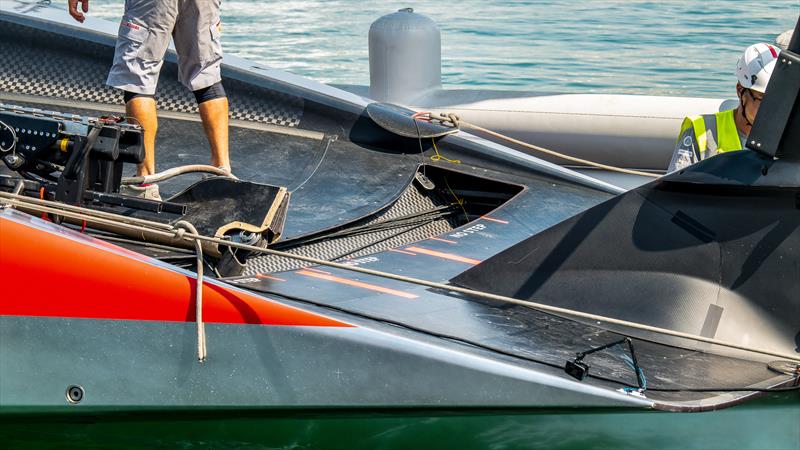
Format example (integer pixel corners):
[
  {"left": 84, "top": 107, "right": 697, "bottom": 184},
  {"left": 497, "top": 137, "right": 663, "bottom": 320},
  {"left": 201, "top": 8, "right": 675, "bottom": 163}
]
[{"left": 369, "top": 8, "right": 441, "bottom": 104}]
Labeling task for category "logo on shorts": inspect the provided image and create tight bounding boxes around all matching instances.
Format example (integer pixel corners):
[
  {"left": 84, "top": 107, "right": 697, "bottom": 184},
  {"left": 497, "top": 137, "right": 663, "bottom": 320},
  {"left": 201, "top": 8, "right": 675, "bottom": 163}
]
[{"left": 122, "top": 21, "right": 141, "bottom": 31}]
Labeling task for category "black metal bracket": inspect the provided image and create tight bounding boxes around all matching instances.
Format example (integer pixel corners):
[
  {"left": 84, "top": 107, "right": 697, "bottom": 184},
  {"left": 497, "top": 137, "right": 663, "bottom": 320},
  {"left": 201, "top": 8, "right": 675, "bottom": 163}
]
[{"left": 565, "top": 337, "right": 646, "bottom": 391}]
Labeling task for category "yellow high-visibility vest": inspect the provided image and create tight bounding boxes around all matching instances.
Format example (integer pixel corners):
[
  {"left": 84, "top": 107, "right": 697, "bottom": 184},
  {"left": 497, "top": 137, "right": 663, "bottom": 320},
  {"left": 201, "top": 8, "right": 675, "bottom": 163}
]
[{"left": 679, "top": 109, "right": 743, "bottom": 159}]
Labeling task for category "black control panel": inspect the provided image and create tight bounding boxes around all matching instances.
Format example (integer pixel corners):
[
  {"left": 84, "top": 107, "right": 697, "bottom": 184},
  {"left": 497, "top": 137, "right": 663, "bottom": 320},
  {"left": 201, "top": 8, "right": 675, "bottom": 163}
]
[{"left": 0, "top": 103, "right": 144, "bottom": 204}]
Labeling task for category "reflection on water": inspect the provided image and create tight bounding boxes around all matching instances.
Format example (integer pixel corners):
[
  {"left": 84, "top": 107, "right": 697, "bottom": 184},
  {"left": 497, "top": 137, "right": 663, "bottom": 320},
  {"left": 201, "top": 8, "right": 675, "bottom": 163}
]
[{"left": 86, "top": 0, "right": 797, "bottom": 97}]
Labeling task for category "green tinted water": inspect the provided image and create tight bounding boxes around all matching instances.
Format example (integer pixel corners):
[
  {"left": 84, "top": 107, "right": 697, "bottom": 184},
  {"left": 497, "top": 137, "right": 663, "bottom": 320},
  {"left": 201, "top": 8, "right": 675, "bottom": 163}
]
[{"left": 2, "top": 392, "right": 798, "bottom": 449}]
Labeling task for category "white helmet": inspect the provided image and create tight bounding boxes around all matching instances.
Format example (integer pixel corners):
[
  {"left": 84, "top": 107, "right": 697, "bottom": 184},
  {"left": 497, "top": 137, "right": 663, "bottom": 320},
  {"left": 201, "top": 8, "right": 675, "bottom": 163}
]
[{"left": 736, "top": 43, "right": 780, "bottom": 93}]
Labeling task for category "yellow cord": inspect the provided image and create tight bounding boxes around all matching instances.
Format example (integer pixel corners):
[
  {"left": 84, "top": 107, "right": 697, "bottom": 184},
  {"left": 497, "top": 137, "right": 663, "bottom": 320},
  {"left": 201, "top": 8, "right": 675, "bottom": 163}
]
[
  {"left": 430, "top": 138, "right": 461, "bottom": 164},
  {"left": 443, "top": 176, "right": 470, "bottom": 222}
]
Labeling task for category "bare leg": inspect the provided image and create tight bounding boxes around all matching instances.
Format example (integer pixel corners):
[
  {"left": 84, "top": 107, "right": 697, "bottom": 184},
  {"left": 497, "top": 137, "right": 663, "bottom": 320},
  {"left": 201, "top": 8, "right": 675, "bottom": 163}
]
[
  {"left": 198, "top": 97, "right": 230, "bottom": 170},
  {"left": 126, "top": 97, "right": 158, "bottom": 177}
]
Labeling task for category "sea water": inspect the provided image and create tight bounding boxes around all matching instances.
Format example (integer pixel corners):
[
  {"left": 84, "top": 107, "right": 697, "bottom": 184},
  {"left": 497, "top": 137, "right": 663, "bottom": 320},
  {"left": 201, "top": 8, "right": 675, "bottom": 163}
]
[{"left": 86, "top": 0, "right": 798, "bottom": 98}]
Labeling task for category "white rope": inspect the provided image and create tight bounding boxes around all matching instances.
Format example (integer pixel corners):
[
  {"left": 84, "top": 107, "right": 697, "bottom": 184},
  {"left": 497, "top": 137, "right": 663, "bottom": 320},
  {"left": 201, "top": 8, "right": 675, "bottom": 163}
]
[
  {"left": 174, "top": 221, "right": 207, "bottom": 363},
  {"left": 121, "top": 164, "right": 234, "bottom": 186},
  {"left": 414, "top": 112, "right": 661, "bottom": 178},
  {"left": 2, "top": 192, "right": 798, "bottom": 363}
]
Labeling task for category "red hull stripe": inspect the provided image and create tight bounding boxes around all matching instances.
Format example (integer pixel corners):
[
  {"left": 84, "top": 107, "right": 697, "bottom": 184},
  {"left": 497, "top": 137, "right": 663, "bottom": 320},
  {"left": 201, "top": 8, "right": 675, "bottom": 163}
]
[
  {"left": 404, "top": 246, "right": 481, "bottom": 265},
  {"left": 481, "top": 216, "right": 509, "bottom": 224},
  {"left": 297, "top": 270, "right": 418, "bottom": 299},
  {"left": 0, "top": 216, "right": 352, "bottom": 327}
]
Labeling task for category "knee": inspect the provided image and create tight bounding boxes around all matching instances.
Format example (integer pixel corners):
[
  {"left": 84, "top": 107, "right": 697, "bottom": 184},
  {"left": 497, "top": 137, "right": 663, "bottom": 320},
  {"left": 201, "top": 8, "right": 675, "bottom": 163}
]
[
  {"left": 123, "top": 91, "right": 155, "bottom": 104},
  {"left": 193, "top": 82, "right": 227, "bottom": 104}
]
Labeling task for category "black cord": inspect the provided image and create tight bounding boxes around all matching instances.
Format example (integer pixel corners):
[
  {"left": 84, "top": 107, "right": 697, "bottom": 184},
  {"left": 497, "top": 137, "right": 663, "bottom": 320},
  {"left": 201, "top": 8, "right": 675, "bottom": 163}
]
[
  {"left": 330, "top": 219, "right": 434, "bottom": 262},
  {"left": 572, "top": 337, "right": 646, "bottom": 390},
  {"left": 274, "top": 205, "right": 457, "bottom": 250}
]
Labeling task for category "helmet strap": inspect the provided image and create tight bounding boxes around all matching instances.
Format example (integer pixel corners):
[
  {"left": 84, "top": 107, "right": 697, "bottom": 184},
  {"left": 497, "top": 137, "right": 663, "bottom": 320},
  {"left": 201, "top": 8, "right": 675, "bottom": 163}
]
[{"left": 739, "top": 88, "right": 755, "bottom": 127}]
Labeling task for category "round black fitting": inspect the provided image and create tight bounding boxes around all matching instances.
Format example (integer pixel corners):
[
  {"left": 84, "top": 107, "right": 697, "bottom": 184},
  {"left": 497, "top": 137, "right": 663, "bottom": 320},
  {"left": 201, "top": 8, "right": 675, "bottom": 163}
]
[{"left": 65, "top": 385, "right": 84, "bottom": 404}]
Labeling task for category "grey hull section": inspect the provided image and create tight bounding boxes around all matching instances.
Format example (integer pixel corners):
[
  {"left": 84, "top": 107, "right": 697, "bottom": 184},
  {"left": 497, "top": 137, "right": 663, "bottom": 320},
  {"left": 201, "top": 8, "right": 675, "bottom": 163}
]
[{"left": 0, "top": 316, "right": 650, "bottom": 411}]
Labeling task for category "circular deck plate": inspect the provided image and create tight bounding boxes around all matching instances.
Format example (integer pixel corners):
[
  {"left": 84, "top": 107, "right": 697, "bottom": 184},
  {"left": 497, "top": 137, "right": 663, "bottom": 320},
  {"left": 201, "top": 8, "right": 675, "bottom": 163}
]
[
  {"left": 366, "top": 102, "right": 459, "bottom": 139},
  {"left": 767, "top": 360, "right": 800, "bottom": 375}
]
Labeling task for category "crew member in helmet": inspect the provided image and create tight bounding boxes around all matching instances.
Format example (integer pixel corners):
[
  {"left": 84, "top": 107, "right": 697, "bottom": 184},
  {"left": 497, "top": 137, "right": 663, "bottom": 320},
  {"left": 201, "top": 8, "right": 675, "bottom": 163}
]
[
  {"left": 67, "top": 0, "right": 232, "bottom": 200},
  {"left": 667, "top": 43, "right": 781, "bottom": 172}
]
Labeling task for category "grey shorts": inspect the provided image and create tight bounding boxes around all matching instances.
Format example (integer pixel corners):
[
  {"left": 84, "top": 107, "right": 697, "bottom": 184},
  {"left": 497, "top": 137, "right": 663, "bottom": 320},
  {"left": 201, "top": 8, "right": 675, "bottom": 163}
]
[{"left": 106, "top": 0, "right": 223, "bottom": 95}]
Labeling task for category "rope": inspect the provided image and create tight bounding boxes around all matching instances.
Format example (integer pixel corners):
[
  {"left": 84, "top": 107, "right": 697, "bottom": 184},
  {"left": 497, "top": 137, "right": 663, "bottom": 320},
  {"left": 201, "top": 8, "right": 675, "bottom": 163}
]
[
  {"left": 413, "top": 111, "right": 660, "bottom": 178},
  {"left": 442, "top": 176, "right": 469, "bottom": 223},
  {"left": 276, "top": 205, "right": 457, "bottom": 249},
  {"left": 430, "top": 138, "right": 461, "bottom": 164},
  {"left": 2, "top": 191, "right": 798, "bottom": 363},
  {"left": 290, "top": 135, "right": 336, "bottom": 193},
  {"left": 175, "top": 220, "right": 206, "bottom": 363},
  {"left": 122, "top": 164, "right": 234, "bottom": 186}
]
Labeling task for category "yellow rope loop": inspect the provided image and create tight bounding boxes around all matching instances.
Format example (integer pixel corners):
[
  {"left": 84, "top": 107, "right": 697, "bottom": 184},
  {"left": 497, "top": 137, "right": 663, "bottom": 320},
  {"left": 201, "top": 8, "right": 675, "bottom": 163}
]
[{"left": 430, "top": 138, "right": 461, "bottom": 164}]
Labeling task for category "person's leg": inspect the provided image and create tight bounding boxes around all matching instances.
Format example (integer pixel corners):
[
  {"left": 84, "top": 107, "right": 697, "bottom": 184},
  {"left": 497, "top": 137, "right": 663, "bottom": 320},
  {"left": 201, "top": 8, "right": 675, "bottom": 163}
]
[
  {"left": 173, "top": 0, "right": 230, "bottom": 171},
  {"left": 107, "top": 0, "right": 179, "bottom": 178},
  {"left": 198, "top": 96, "right": 230, "bottom": 170},
  {"left": 124, "top": 93, "right": 158, "bottom": 176}
]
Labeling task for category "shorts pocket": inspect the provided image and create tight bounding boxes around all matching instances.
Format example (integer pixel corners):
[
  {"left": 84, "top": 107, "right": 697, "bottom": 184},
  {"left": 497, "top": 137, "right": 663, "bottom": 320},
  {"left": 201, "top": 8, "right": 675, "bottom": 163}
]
[
  {"left": 116, "top": 19, "right": 150, "bottom": 62},
  {"left": 204, "top": 21, "right": 223, "bottom": 62},
  {"left": 117, "top": 18, "right": 169, "bottom": 63},
  {"left": 118, "top": 19, "right": 149, "bottom": 46}
]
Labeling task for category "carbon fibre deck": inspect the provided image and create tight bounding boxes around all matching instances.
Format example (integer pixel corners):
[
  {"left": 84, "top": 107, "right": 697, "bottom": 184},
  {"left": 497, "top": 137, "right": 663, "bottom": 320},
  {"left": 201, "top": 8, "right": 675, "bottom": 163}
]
[{"left": 244, "top": 179, "right": 461, "bottom": 274}]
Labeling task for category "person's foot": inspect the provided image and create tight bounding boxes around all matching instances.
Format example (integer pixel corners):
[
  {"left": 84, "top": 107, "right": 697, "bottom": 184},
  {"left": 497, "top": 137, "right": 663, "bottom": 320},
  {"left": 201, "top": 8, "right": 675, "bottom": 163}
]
[{"left": 120, "top": 183, "right": 162, "bottom": 201}]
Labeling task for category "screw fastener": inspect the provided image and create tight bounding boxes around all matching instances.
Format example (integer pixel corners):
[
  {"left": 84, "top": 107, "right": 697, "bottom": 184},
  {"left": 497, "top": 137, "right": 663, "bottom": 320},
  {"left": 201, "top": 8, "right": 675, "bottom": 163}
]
[{"left": 66, "top": 385, "right": 84, "bottom": 404}]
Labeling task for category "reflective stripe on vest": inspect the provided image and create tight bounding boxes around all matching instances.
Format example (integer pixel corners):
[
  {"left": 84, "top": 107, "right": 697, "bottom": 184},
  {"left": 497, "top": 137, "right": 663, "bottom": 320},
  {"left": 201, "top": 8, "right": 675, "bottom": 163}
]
[{"left": 679, "top": 109, "right": 742, "bottom": 158}]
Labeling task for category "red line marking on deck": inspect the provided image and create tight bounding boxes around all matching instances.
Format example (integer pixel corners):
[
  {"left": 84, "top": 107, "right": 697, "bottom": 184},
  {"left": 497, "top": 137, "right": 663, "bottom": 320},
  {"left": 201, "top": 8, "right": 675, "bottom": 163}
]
[
  {"left": 481, "top": 216, "right": 509, "bottom": 224},
  {"left": 404, "top": 246, "right": 481, "bottom": 265},
  {"left": 256, "top": 274, "right": 286, "bottom": 282},
  {"left": 303, "top": 267, "right": 332, "bottom": 275},
  {"left": 430, "top": 237, "right": 457, "bottom": 244},
  {"left": 297, "top": 270, "right": 418, "bottom": 299},
  {"left": 389, "top": 248, "right": 417, "bottom": 256}
]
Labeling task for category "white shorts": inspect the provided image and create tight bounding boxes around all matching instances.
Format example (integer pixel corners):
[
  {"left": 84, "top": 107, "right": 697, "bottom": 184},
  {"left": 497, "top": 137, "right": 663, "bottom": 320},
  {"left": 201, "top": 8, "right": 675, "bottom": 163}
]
[{"left": 106, "top": 0, "right": 223, "bottom": 95}]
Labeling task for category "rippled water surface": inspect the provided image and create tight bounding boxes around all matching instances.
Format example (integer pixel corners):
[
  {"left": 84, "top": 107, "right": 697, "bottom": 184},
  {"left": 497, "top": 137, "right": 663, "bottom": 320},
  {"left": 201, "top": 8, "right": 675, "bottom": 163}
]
[{"left": 84, "top": 1, "right": 798, "bottom": 97}]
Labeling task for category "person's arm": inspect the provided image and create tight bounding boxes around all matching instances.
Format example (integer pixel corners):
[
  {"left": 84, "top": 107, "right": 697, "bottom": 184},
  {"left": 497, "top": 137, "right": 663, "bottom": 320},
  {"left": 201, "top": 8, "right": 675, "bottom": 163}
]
[
  {"left": 667, "top": 126, "right": 700, "bottom": 173},
  {"left": 68, "top": 0, "right": 89, "bottom": 23}
]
